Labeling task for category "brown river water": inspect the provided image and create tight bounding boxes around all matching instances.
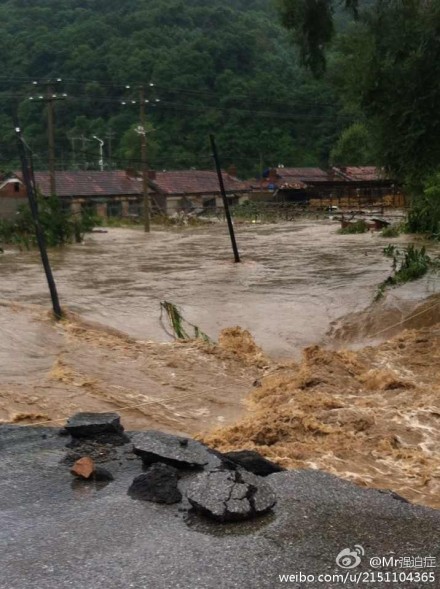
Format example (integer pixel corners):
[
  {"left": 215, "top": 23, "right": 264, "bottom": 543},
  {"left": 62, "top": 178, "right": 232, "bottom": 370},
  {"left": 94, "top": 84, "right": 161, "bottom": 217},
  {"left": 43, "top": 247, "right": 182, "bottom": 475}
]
[
  {"left": 1, "top": 220, "right": 439, "bottom": 507},
  {"left": 1, "top": 220, "right": 437, "bottom": 356}
]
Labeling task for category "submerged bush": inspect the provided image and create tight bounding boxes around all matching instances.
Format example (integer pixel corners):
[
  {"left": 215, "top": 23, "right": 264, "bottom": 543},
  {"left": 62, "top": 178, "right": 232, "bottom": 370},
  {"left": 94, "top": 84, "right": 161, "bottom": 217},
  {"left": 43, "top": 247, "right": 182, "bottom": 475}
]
[
  {"left": 338, "top": 220, "right": 368, "bottom": 234},
  {"left": 380, "top": 224, "right": 402, "bottom": 238},
  {"left": 0, "top": 195, "right": 98, "bottom": 249}
]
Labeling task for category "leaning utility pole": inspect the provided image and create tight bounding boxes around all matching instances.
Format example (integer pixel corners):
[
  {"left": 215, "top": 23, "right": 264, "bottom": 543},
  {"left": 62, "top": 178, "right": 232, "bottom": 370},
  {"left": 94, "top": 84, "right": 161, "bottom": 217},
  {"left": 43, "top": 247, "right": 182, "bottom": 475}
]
[
  {"left": 210, "top": 134, "right": 241, "bottom": 263},
  {"left": 14, "top": 117, "right": 63, "bottom": 320},
  {"left": 29, "top": 79, "right": 67, "bottom": 197}
]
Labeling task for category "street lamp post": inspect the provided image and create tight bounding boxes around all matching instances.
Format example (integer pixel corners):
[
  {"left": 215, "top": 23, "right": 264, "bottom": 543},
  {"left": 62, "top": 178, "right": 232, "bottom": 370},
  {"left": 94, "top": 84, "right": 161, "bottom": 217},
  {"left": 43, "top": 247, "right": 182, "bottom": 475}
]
[{"left": 92, "top": 135, "right": 105, "bottom": 171}]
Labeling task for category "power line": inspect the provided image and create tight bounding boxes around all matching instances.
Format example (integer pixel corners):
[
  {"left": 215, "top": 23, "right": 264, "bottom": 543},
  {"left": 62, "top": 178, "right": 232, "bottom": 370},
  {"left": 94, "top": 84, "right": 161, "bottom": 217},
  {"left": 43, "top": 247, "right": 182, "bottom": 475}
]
[
  {"left": 27, "top": 79, "right": 67, "bottom": 196},
  {"left": 0, "top": 74, "right": 343, "bottom": 108},
  {"left": 0, "top": 93, "right": 354, "bottom": 121}
]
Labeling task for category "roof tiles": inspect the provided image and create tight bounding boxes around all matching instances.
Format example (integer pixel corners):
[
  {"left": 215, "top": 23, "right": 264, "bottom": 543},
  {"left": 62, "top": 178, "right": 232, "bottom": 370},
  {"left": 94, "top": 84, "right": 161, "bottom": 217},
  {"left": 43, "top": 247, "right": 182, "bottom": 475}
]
[
  {"left": 30, "top": 171, "right": 142, "bottom": 197},
  {"left": 149, "top": 170, "right": 249, "bottom": 195},
  {"left": 18, "top": 170, "right": 249, "bottom": 198},
  {"left": 333, "top": 167, "right": 385, "bottom": 182}
]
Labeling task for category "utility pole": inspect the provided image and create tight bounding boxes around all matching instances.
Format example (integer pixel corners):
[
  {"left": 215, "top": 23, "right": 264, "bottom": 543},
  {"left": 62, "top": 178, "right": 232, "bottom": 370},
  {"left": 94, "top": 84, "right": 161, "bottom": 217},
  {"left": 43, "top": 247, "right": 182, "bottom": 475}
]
[
  {"left": 105, "top": 128, "right": 115, "bottom": 169},
  {"left": 69, "top": 136, "right": 77, "bottom": 169},
  {"left": 139, "top": 86, "right": 150, "bottom": 233},
  {"left": 29, "top": 79, "right": 67, "bottom": 197},
  {"left": 210, "top": 134, "right": 241, "bottom": 263},
  {"left": 121, "top": 83, "right": 160, "bottom": 233},
  {"left": 14, "top": 117, "right": 63, "bottom": 320},
  {"left": 80, "top": 135, "right": 92, "bottom": 169}
]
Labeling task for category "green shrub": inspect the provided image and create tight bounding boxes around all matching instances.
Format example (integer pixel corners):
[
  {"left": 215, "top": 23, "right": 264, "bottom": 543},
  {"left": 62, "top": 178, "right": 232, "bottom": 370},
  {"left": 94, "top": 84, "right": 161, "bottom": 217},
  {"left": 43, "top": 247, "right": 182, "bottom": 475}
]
[
  {"left": 0, "top": 195, "right": 98, "bottom": 249},
  {"left": 407, "top": 173, "right": 440, "bottom": 239},
  {"left": 383, "top": 244, "right": 397, "bottom": 258},
  {"left": 380, "top": 224, "right": 401, "bottom": 238},
  {"left": 375, "top": 244, "right": 438, "bottom": 300}
]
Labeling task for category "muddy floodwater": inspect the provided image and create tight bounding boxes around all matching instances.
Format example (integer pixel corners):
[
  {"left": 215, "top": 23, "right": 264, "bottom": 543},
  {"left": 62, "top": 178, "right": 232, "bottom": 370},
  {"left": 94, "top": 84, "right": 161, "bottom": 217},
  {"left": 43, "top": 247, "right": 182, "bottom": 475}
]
[
  {"left": 1, "top": 220, "right": 439, "bottom": 508},
  {"left": 1, "top": 220, "right": 438, "bottom": 356}
]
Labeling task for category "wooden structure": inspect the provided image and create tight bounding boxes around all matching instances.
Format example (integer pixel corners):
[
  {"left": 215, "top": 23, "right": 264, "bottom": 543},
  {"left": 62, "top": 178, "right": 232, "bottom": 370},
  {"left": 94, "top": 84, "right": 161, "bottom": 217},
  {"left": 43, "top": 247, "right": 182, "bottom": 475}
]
[{"left": 248, "top": 166, "right": 403, "bottom": 209}]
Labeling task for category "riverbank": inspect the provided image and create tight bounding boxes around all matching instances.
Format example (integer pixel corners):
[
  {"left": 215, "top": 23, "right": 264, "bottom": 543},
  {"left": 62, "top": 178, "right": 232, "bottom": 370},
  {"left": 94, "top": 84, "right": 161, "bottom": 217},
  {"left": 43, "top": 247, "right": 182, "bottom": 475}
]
[{"left": 0, "top": 302, "right": 264, "bottom": 435}]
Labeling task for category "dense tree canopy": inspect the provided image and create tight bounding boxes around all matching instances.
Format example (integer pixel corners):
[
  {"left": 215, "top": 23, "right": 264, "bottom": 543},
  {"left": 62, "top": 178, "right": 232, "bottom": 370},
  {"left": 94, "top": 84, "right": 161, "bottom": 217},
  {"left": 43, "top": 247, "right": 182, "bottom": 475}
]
[
  {"left": 277, "top": 0, "right": 359, "bottom": 75},
  {"left": 0, "top": 0, "right": 354, "bottom": 176},
  {"left": 278, "top": 0, "right": 440, "bottom": 188}
]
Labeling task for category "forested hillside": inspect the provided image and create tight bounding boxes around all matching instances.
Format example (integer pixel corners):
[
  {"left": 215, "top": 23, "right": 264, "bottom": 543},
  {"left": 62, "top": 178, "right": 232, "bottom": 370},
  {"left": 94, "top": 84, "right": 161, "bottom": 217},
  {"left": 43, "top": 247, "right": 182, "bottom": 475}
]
[{"left": 0, "top": 0, "right": 352, "bottom": 175}]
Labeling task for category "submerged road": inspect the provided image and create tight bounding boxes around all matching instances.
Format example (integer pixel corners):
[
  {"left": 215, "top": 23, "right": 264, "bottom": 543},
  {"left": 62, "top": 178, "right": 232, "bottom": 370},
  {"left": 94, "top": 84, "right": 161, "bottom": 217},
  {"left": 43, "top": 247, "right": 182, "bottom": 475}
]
[{"left": 0, "top": 426, "right": 438, "bottom": 589}]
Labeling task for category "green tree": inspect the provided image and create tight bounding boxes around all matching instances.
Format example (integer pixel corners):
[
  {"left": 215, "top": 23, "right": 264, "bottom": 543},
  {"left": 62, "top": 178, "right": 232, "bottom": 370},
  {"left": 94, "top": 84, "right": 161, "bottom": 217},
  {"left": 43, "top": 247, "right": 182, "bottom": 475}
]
[
  {"left": 0, "top": 0, "right": 347, "bottom": 176},
  {"left": 277, "top": 0, "right": 359, "bottom": 75},
  {"left": 277, "top": 0, "right": 440, "bottom": 191},
  {"left": 330, "top": 122, "right": 375, "bottom": 166}
]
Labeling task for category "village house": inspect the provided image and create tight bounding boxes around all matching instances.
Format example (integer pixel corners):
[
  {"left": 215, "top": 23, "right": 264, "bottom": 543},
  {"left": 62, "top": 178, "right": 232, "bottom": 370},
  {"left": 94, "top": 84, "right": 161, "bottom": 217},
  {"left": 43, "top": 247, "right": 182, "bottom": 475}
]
[
  {"left": 0, "top": 173, "right": 27, "bottom": 219},
  {"left": 147, "top": 169, "right": 250, "bottom": 214},
  {"left": 27, "top": 170, "right": 143, "bottom": 218},
  {"left": 0, "top": 166, "right": 401, "bottom": 221},
  {"left": 0, "top": 169, "right": 249, "bottom": 219}
]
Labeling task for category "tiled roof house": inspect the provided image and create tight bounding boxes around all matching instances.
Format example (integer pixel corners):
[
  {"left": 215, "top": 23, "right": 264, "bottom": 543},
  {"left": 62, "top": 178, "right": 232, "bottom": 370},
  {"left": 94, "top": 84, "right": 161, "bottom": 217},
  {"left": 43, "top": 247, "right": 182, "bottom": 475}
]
[
  {"left": 31, "top": 171, "right": 142, "bottom": 198},
  {"left": 12, "top": 169, "right": 249, "bottom": 217},
  {"left": 147, "top": 170, "right": 250, "bottom": 212}
]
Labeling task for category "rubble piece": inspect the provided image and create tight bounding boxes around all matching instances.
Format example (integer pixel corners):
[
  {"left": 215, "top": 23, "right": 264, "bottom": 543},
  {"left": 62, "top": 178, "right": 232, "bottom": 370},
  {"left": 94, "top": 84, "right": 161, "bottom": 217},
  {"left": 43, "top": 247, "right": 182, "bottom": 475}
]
[
  {"left": 128, "top": 463, "right": 182, "bottom": 504},
  {"left": 65, "top": 412, "right": 124, "bottom": 439},
  {"left": 93, "top": 467, "right": 114, "bottom": 482},
  {"left": 222, "top": 450, "right": 286, "bottom": 477},
  {"left": 71, "top": 456, "right": 95, "bottom": 479},
  {"left": 70, "top": 456, "right": 114, "bottom": 482},
  {"left": 131, "top": 431, "right": 222, "bottom": 470},
  {"left": 186, "top": 469, "right": 276, "bottom": 522}
]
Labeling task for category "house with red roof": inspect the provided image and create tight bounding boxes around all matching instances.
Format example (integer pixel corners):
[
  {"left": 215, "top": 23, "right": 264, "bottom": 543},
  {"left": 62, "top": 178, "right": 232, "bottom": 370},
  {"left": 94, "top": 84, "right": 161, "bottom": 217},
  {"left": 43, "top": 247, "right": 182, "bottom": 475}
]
[
  {"left": 4, "top": 169, "right": 249, "bottom": 219},
  {"left": 147, "top": 169, "right": 250, "bottom": 214},
  {"left": 28, "top": 170, "right": 144, "bottom": 218}
]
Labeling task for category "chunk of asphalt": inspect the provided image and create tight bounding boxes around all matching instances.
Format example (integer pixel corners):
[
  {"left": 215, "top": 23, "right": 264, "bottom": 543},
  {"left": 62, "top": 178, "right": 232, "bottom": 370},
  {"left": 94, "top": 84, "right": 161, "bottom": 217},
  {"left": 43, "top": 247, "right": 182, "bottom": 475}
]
[
  {"left": 65, "top": 412, "right": 124, "bottom": 439},
  {"left": 221, "top": 450, "right": 285, "bottom": 477},
  {"left": 128, "top": 463, "right": 182, "bottom": 504},
  {"left": 186, "top": 469, "right": 276, "bottom": 522},
  {"left": 130, "top": 431, "right": 222, "bottom": 470},
  {"left": 93, "top": 467, "right": 114, "bottom": 482}
]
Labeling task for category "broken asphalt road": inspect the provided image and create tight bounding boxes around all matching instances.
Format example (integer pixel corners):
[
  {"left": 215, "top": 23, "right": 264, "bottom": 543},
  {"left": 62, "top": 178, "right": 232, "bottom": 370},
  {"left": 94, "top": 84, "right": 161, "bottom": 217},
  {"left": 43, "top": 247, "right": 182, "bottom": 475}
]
[{"left": 0, "top": 426, "right": 438, "bottom": 589}]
